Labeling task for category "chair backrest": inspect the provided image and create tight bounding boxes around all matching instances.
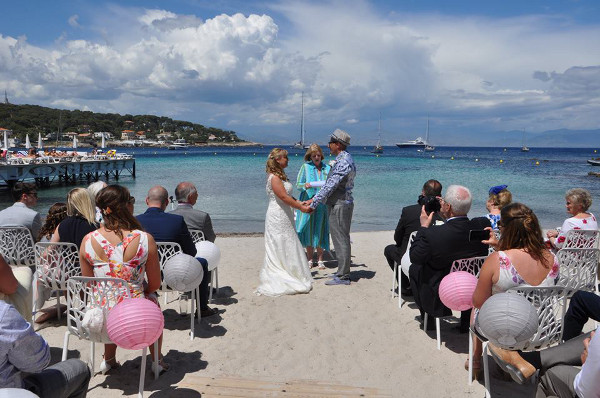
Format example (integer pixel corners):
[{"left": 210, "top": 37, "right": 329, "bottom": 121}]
[
  {"left": 34, "top": 242, "right": 81, "bottom": 291},
  {"left": 506, "top": 286, "right": 568, "bottom": 351},
  {"left": 556, "top": 248, "right": 600, "bottom": 296},
  {"left": 562, "top": 229, "right": 600, "bottom": 249},
  {"left": 156, "top": 242, "right": 182, "bottom": 293},
  {"left": 450, "top": 256, "right": 487, "bottom": 277},
  {"left": 0, "top": 226, "right": 36, "bottom": 267},
  {"left": 399, "top": 231, "right": 418, "bottom": 275},
  {"left": 66, "top": 276, "right": 131, "bottom": 341},
  {"left": 189, "top": 229, "right": 205, "bottom": 244}
]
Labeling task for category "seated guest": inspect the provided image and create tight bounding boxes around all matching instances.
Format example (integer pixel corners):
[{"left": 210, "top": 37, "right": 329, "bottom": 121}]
[
  {"left": 0, "top": 253, "right": 33, "bottom": 323},
  {"left": 87, "top": 181, "right": 108, "bottom": 223},
  {"left": 0, "top": 182, "right": 42, "bottom": 240},
  {"left": 137, "top": 186, "right": 218, "bottom": 317},
  {"left": 0, "top": 300, "right": 91, "bottom": 396},
  {"left": 38, "top": 202, "right": 67, "bottom": 242},
  {"left": 384, "top": 179, "right": 444, "bottom": 295},
  {"left": 50, "top": 188, "right": 98, "bottom": 249},
  {"left": 485, "top": 184, "right": 512, "bottom": 230},
  {"left": 80, "top": 185, "right": 166, "bottom": 374},
  {"left": 488, "top": 291, "right": 600, "bottom": 397},
  {"left": 546, "top": 188, "right": 597, "bottom": 250},
  {"left": 469, "top": 203, "right": 559, "bottom": 377},
  {"left": 170, "top": 181, "right": 216, "bottom": 243},
  {"left": 409, "top": 185, "right": 490, "bottom": 331}
]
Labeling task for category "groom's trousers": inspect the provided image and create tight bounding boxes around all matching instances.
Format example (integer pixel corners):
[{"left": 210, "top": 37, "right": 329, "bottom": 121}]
[{"left": 328, "top": 200, "right": 354, "bottom": 278}]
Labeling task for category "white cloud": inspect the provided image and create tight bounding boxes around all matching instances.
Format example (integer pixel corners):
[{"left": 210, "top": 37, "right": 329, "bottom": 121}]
[{"left": 0, "top": 1, "right": 599, "bottom": 142}]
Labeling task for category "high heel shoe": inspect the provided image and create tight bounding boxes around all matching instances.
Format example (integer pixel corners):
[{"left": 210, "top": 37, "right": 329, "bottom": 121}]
[{"left": 99, "top": 356, "right": 120, "bottom": 375}]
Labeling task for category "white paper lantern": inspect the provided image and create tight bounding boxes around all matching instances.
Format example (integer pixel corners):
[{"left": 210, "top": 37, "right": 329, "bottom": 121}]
[
  {"left": 477, "top": 292, "right": 539, "bottom": 350},
  {"left": 195, "top": 241, "right": 221, "bottom": 271},
  {"left": 163, "top": 253, "right": 204, "bottom": 292}
]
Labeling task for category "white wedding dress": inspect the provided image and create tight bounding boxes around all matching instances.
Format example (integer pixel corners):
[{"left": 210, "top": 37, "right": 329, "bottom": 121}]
[{"left": 256, "top": 174, "right": 313, "bottom": 296}]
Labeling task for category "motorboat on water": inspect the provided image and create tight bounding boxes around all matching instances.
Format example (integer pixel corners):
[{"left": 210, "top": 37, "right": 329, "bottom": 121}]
[
  {"left": 587, "top": 158, "right": 600, "bottom": 166},
  {"left": 397, "top": 117, "right": 432, "bottom": 149},
  {"left": 168, "top": 138, "right": 189, "bottom": 150}
]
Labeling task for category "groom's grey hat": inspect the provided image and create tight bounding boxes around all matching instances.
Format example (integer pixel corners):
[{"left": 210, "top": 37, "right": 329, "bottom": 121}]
[{"left": 330, "top": 129, "right": 351, "bottom": 146}]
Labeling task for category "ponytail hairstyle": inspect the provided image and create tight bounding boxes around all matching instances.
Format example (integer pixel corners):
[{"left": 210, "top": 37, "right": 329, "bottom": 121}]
[
  {"left": 265, "top": 148, "right": 288, "bottom": 181},
  {"left": 39, "top": 202, "right": 67, "bottom": 240},
  {"left": 95, "top": 185, "right": 142, "bottom": 239},
  {"left": 497, "top": 202, "right": 550, "bottom": 268},
  {"left": 67, "top": 188, "right": 97, "bottom": 225}
]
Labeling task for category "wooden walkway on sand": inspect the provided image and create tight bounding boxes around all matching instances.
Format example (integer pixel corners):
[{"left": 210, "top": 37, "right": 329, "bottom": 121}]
[{"left": 176, "top": 375, "right": 391, "bottom": 397}]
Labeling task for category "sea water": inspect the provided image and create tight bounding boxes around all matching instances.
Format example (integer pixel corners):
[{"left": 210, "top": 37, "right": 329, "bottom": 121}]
[{"left": 2, "top": 146, "right": 598, "bottom": 232}]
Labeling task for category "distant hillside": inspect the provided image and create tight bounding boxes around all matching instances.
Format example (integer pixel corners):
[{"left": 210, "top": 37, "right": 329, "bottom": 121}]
[{"left": 0, "top": 103, "right": 243, "bottom": 144}]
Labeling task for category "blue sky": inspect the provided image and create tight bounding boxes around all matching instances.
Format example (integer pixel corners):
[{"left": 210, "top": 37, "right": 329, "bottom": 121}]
[{"left": 1, "top": 0, "right": 599, "bottom": 145}]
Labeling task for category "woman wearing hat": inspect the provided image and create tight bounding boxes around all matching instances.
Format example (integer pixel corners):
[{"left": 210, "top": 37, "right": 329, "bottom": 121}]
[{"left": 485, "top": 185, "right": 512, "bottom": 230}]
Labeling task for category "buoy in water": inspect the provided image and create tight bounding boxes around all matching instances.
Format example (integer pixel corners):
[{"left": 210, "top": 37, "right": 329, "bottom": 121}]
[
  {"left": 500, "top": 159, "right": 504, "bottom": 163},
  {"left": 475, "top": 158, "right": 479, "bottom": 162},
  {"left": 214, "top": 152, "right": 217, "bottom": 155},
  {"left": 451, "top": 156, "right": 454, "bottom": 160},
  {"left": 431, "top": 155, "right": 435, "bottom": 158},
  {"left": 535, "top": 161, "right": 540, "bottom": 165},
  {"left": 503, "top": 148, "right": 507, "bottom": 152}
]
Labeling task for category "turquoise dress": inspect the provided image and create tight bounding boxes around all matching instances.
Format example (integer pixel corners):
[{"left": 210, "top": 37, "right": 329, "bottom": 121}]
[{"left": 295, "top": 161, "right": 330, "bottom": 250}]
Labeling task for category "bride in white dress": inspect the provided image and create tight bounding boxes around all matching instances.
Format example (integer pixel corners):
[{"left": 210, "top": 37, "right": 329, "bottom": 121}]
[{"left": 256, "top": 148, "right": 313, "bottom": 296}]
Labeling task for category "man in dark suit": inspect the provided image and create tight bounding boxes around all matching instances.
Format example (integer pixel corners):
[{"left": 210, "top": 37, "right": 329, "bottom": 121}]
[
  {"left": 384, "top": 179, "right": 444, "bottom": 295},
  {"left": 409, "top": 185, "right": 490, "bottom": 330},
  {"left": 137, "top": 186, "right": 218, "bottom": 317},
  {"left": 170, "top": 182, "right": 216, "bottom": 243}
]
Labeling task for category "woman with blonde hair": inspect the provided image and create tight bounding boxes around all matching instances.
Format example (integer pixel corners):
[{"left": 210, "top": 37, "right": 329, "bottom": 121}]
[
  {"left": 295, "top": 143, "right": 331, "bottom": 269},
  {"left": 485, "top": 185, "right": 512, "bottom": 230},
  {"left": 547, "top": 188, "right": 597, "bottom": 249},
  {"left": 256, "top": 148, "right": 314, "bottom": 296},
  {"left": 50, "top": 188, "right": 98, "bottom": 248}
]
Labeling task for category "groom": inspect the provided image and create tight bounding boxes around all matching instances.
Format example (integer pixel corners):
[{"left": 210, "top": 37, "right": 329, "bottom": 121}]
[{"left": 305, "top": 129, "right": 356, "bottom": 286}]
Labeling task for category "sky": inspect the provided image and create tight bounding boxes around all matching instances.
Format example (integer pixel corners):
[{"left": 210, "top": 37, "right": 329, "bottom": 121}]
[{"left": 1, "top": 0, "right": 599, "bottom": 145}]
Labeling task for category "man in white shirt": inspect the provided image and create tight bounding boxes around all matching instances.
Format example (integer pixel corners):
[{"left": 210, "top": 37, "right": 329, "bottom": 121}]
[{"left": 0, "top": 182, "right": 42, "bottom": 240}]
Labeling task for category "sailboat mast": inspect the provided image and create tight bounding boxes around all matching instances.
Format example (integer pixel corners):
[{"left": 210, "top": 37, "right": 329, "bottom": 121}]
[
  {"left": 425, "top": 117, "right": 430, "bottom": 143},
  {"left": 300, "top": 91, "right": 305, "bottom": 146},
  {"left": 378, "top": 113, "right": 381, "bottom": 145}
]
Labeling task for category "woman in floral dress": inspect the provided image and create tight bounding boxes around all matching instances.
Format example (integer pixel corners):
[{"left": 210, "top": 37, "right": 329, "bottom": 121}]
[
  {"left": 546, "top": 188, "right": 597, "bottom": 250},
  {"left": 79, "top": 185, "right": 165, "bottom": 375}
]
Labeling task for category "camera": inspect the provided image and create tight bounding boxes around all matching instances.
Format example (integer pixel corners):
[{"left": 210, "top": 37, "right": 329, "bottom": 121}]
[{"left": 418, "top": 195, "right": 441, "bottom": 214}]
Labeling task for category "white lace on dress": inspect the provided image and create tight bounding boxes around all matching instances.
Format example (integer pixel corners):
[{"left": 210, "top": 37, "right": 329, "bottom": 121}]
[{"left": 256, "top": 174, "right": 313, "bottom": 296}]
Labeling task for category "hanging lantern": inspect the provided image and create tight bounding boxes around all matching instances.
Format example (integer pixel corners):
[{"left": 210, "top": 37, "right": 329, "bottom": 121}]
[
  {"left": 439, "top": 271, "right": 478, "bottom": 311},
  {"left": 106, "top": 298, "right": 164, "bottom": 350},
  {"left": 163, "top": 253, "right": 204, "bottom": 292}
]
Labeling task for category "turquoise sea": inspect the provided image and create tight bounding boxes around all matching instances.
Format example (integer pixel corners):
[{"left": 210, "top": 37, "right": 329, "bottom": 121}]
[{"left": 2, "top": 146, "right": 599, "bottom": 233}]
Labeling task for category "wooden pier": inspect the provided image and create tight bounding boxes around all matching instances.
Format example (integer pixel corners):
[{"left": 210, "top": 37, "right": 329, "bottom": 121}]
[{"left": 0, "top": 156, "right": 135, "bottom": 187}]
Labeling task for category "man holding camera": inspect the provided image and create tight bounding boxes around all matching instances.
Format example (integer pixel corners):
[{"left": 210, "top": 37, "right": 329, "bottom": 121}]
[
  {"left": 383, "top": 179, "right": 444, "bottom": 295},
  {"left": 409, "top": 185, "right": 490, "bottom": 331}
]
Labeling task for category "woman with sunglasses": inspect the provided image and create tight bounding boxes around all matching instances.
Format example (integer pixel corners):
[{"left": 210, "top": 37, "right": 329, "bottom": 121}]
[{"left": 466, "top": 202, "right": 559, "bottom": 378}]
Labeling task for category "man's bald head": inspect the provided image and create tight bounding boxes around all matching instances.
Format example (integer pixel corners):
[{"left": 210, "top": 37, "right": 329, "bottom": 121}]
[{"left": 146, "top": 185, "right": 169, "bottom": 209}]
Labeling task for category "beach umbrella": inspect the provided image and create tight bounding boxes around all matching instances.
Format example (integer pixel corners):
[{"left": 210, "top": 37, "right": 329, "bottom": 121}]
[
  {"left": 73, "top": 135, "right": 77, "bottom": 149},
  {"left": 3, "top": 130, "right": 7, "bottom": 150},
  {"left": 101, "top": 132, "right": 105, "bottom": 149},
  {"left": 37, "top": 132, "right": 43, "bottom": 149},
  {"left": 25, "top": 134, "right": 31, "bottom": 149}
]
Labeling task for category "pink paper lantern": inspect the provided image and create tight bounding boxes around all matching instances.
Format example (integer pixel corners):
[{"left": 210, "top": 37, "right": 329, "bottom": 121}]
[
  {"left": 439, "top": 271, "right": 478, "bottom": 311},
  {"left": 106, "top": 298, "right": 164, "bottom": 350}
]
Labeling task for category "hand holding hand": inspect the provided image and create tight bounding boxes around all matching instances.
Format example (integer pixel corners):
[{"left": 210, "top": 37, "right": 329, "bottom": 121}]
[
  {"left": 419, "top": 205, "right": 434, "bottom": 228},
  {"left": 303, "top": 198, "right": 314, "bottom": 206},
  {"left": 299, "top": 204, "right": 313, "bottom": 213}
]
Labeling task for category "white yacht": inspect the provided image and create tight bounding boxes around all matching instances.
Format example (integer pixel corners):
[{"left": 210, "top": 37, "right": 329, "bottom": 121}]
[
  {"left": 168, "top": 138, "right": 189, "bottom": 150},
  {"left": 397, "top": 118, "right": 432, "bottom": 149}
]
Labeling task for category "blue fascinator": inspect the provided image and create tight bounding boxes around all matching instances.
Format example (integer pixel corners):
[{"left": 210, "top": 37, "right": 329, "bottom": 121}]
[{"left": 489, "top": 185, "right": 508, "bottom": 195}]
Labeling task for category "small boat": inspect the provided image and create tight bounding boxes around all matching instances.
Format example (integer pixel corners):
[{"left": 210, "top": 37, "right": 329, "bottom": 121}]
[
  {"left": 587, "top": 158, "right": 600, "bottom": 166},
  {"left": 371, "top": 113, "right": 383, "bottom": 154},
  {"left": 168, "top": 138, "right": 189, "bottom": 150},
  {"left": 521, "top": 129, "right": 530, "bottom": 152},
  {"left": 292, "top": 92, "right": 309, "bottom": 149}
]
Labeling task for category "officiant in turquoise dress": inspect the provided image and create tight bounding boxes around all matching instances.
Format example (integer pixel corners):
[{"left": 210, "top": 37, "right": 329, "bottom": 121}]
[{"left": 296, "top": 144, "right": 331, "bottom": 269}]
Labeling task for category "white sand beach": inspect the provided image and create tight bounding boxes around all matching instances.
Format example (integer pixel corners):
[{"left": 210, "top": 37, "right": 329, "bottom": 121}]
[{"left": 36, "top": 231, "right": 545, "bottom": 397}]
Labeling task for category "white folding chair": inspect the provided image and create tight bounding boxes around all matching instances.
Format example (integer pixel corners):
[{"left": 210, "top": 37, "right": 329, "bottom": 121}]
[
  {"left": 63, "top": 276, "right": 159, "bottom": 397},
  {"left": 0, "top": 226, "right": 36, "bottom": 267},
  {"left": 471, "top": 286, "right": 568, "bottom": 397},
  {"left": 556, "top": 248, "right": 599, "bottom": 296},
  {"left": 423, "top": 256, "right": 487, "bottom": 351},
  {"left": 190, "top": 230, "right": 219, "bottom": 303},
  {"left": 393, "top": 231, "right": 417, "bottom": 308},
  {"left": 33, "top": 242, "right": 81, "bottom": 321},
  {"left": 157, "top": 242, "right": 200, "bottom": 340},
  {"left": 561, "top": 229, "right": 600, "bottom": 249}
]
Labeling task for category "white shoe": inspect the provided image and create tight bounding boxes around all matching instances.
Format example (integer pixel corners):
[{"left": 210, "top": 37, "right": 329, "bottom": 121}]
[
  {"left": 308, "top": 260, "right": 314, "bottom": 268},
  {"left": 99, "top": 358, "right": 120, "bottom": 375},
  {"left": 317, "top": 261, "right": 326, "bottom": 270}
]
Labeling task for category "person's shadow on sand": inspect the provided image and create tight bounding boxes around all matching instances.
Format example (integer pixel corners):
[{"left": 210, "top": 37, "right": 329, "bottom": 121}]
[
  {"left": 162, "top": 309, "right": 227, "bottom": 338},
  {"left": 90, "top": 349, "right": 207, "bottom": 396}
]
